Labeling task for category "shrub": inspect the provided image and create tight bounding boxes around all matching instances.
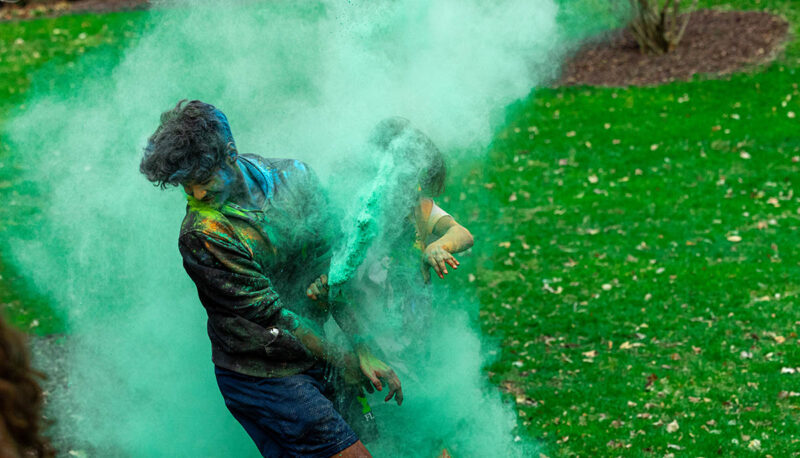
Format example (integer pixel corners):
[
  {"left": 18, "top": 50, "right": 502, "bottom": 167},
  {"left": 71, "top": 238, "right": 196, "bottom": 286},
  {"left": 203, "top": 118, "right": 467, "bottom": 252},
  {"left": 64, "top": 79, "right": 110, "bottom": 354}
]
[{"left": 627, "top": 0, "right": 698, "bottom": 54}]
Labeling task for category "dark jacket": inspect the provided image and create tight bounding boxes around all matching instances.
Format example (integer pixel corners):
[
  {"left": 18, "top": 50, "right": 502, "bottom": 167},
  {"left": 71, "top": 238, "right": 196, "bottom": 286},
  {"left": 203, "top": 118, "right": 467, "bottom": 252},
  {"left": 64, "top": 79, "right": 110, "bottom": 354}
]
[{"left": 178, "top": 155, "right": 335, "bottom": 377}]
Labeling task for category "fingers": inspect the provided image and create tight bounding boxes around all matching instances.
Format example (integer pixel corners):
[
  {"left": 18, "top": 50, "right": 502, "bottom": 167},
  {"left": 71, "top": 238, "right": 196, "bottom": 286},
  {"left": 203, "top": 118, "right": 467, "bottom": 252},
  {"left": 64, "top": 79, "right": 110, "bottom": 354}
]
[
  {"left": 436, "top": 255, "right": 448, "bottom": 277},
  {"left": 306, "top": 286, "right": 317, "bottom": 300},
  {"left": 431, "top": 252, "right": 446, "bottom": 278},
  {"left": 306, "top": 275, "right": 329, "bottom": 300},
  {"left": 427, "top": 254, "right": 443, "bottom": 278},
  {"left": 314, "top": 278, "right": 328, "bottom": 296},
  {"left": 425, "top": 247, "right": 464, "bottom": 279},
  {"left": 384, "top": 371, "right": 403, "bottom": 405},
  {"left": 306, "top": 283, "right": 320, "bottom": 300},
  {"left": 363, "top": 370, "right": 382, "bottom": 392},
  {"left": 363, "top": 381, "right": 375, "bottom": 394}
]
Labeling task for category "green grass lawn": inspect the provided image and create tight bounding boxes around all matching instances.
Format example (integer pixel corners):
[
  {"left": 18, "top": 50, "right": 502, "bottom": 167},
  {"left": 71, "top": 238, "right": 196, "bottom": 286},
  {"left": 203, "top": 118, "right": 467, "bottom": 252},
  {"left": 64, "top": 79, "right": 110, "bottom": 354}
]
[
  {"left": 2, "top": 0, "right": 800, "bottom": 456},
  {"left": 0, "top": 10, "right": 147, "bottom": 333},
  {"left": 443, "top": 1, "right": 800, "bottom": 455}
]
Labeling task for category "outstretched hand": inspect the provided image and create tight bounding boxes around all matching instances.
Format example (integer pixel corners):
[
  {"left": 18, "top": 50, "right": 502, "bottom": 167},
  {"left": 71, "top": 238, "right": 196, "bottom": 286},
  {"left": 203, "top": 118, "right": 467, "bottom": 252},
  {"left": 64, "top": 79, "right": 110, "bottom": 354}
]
[
  {"left": 306, "top": 274, "right": 329, "bottom": 301},
  {"left": 423, "top": 244, "right": 459, "bottom": 280},
  {"left": 356, "top": 350, "right": 403, "bottom": 405}
]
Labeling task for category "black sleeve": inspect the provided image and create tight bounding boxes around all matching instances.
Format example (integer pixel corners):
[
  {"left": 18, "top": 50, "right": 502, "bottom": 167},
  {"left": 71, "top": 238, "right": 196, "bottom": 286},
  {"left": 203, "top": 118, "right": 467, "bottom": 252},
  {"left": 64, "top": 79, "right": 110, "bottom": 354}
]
[{"left": 179, "top": 230, "right": 300, "bottom": 331}]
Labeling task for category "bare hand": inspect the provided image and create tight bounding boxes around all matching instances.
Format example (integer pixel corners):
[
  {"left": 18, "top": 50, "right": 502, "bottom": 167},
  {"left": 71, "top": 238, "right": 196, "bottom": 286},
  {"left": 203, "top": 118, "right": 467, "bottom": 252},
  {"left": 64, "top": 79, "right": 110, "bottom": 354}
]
[
  {"left": 423, "top": 244, "right": 459, "bottom": 279},
  {"left": 357, "top": 350, "right": 403, "bottom": 405},
  {"left": 305, "top": 274, "right": 329, "bottom": 301}
]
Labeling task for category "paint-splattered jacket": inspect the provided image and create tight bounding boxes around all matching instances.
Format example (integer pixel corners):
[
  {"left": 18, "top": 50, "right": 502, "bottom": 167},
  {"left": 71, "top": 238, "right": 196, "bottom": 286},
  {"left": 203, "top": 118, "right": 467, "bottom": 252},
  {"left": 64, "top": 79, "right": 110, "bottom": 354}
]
[{"left": 179, "top": 155, "right": 334, "bottom": 377}]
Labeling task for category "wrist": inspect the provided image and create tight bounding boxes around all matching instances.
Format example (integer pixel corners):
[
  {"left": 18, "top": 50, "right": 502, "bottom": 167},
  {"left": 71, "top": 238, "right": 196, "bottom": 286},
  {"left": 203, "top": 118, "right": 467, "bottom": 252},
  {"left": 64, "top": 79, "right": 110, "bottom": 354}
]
[
  {"left": 343, "top": 351, "right": 359, "bottom": 369},
  {"left": 355, "top": 342, "right": 372, "bottom": 358},
  {"left": 426, "top": 240, "right": 450, "bottom": 253}
]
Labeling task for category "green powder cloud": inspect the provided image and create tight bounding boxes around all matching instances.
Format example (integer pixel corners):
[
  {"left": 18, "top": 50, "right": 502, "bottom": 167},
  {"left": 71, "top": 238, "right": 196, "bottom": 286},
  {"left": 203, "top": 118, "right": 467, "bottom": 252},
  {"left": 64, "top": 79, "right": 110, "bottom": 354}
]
[{"left": 1, "top": 0, "right": 585, "bottom": 455}]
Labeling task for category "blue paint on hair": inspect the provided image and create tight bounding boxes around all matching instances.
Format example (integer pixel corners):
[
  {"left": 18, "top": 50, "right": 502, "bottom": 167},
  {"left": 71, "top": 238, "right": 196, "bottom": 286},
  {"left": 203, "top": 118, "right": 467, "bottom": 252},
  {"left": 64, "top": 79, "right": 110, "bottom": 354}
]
[{"left": 211, "top": 106, "right": 236, "bottom": 151}]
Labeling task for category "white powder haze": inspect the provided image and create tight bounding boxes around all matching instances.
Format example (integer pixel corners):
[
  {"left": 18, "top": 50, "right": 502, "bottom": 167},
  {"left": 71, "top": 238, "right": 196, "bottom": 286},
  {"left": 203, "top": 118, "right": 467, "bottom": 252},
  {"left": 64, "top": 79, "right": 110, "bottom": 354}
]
[{"left": 4, "top": 0, "right": 571, "bottom": 455}]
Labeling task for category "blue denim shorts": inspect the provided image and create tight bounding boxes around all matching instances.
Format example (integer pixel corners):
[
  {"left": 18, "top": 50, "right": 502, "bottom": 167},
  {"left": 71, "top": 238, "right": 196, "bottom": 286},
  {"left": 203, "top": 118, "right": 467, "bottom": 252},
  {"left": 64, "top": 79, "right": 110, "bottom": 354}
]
[{"left": 215, "top": 365, "right": 359, "bottom": 457}]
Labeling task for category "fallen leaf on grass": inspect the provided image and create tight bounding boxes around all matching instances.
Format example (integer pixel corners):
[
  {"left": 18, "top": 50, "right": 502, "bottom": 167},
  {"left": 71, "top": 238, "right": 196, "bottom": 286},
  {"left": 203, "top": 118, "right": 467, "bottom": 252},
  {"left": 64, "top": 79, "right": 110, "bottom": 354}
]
[
  {"left": 666, "top": 420, "right": 679, "bottom": 433},
  {"left": 620, "top": 341, "right": 644, "bottom": 350},
  {"left": 727, "top": 235, "right": 742, "bottom": 242}
]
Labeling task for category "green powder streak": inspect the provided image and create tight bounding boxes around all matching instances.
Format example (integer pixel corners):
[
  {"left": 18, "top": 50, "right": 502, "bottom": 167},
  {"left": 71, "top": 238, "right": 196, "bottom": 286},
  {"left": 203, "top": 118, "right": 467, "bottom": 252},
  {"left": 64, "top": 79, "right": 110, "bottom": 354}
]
[
  {"left": 328, "top": 153, "right": 393, "bottom": 289},
  {"left": 0, "top": 0, "right": 610, "bottom": 455}
]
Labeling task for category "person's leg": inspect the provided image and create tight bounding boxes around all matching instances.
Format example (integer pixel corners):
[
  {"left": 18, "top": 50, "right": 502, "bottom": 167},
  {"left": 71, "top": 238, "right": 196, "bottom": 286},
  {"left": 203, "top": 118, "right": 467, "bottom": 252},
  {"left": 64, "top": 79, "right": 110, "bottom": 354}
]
[
  {"left": 323, "top": 365, "right": 379, "bottom": 444},
  {"left": 221, "top": 402, "right": 282, "bottom": 456},
  {"left": 330, "top": 440, "right": 371, "bottom": 458},
  {"left": 215, "top": 365, "right": 361, "bottom": 458},
  {"left": 215, "top": 368, "right": 285, "bottom": 456}
]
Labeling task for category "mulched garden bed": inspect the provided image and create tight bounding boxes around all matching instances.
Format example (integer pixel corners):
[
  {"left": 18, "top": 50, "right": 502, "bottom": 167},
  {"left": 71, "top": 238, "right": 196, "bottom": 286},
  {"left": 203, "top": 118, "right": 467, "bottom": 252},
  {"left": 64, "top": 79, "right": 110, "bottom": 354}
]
[
  {"left": 3, "top": 4, "right": 791, "bottom": 89},
  {"left": 558, "top": 9, "right": 791, "bottom": 87}
]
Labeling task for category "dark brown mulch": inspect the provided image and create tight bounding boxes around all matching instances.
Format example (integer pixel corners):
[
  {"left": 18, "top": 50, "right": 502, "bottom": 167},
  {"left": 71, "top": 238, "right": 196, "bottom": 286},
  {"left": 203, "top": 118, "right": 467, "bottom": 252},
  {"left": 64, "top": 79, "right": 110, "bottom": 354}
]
[
  {"left": 558, "top": 9, "right": 790, "bottom": 87},
  {"left": 0, "top": 0, "right": 150, "bottom": 21}
]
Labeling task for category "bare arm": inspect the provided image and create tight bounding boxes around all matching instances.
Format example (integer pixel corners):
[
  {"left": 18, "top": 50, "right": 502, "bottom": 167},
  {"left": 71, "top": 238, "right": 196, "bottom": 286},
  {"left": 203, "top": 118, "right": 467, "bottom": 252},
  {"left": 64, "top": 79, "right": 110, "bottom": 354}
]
[
  {"left": 422, "top": 215, "right": 474, "bottom": 280},
  {"left": 429, "top": 215, "right": 474, "bottom": 253}
]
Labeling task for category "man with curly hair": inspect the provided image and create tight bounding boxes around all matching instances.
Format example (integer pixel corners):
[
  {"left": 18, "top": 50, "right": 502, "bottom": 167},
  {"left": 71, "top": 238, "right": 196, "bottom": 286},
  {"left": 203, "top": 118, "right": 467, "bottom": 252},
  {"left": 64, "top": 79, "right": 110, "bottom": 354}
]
[{"left": 140, "top": 100, "right": 402, "bottom": 457}]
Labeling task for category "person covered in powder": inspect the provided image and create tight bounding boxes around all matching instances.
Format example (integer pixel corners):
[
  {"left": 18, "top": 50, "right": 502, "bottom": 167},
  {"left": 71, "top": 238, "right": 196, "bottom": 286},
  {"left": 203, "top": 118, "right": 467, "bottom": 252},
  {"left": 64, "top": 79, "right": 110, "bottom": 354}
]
[
  {"left": 306, "top": 117, "right": 474, "bottom": 367},
  {"left": 139, "top": 100, "right": 402, "bottom": 457}
]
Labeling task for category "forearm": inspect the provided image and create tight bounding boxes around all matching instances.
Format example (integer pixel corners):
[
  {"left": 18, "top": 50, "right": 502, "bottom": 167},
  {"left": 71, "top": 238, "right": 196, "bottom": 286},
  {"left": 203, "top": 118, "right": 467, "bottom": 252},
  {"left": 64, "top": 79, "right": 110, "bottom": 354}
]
[
  {"left": 328, "top": 299, "right": 374, "bottom": 352},
  {"left": 430, "top": 225, "right": 474, "bottom": 253},
  {"left": 292, "top": 321, "right": 353, "bottom": 367}
]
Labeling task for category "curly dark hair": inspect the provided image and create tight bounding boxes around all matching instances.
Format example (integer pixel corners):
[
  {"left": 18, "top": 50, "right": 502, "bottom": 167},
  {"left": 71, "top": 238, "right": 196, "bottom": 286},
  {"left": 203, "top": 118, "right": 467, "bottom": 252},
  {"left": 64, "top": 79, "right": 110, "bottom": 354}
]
[
  {"left": 369, "top": 116, "right": 446, "bottom": 197},
  {"left": 140, "top": 100, "right": 235, "bottom": 189},
  {"left": 0, "top": 315, "right": 54, "bottom": 457}
]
